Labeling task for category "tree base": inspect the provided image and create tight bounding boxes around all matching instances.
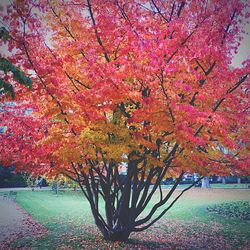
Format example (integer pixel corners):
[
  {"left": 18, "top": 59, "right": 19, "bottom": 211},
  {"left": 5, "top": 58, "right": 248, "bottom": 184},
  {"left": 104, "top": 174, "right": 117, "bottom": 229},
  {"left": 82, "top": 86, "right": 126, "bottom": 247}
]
[{"left": 104, "top": 230, "right": 131, "bottom": 242}]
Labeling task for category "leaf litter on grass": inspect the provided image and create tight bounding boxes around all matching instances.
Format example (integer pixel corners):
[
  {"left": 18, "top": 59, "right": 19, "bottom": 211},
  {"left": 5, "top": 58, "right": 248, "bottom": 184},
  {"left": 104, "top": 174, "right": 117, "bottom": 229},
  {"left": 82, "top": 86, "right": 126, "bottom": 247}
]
[{"left": 9, "top": 219, "right": 250, "bottom": 250}]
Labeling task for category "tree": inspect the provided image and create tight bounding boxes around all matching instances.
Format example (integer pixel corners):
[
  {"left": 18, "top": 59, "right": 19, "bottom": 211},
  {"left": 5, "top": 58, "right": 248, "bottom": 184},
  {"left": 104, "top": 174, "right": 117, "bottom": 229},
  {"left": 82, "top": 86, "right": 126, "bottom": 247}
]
[
  {"left": 0, "top": 0, "right": 249, "bottom": 242},
  {"left": 0, "top": 164, "right": 28, "bottom": 188},
  {"left": 0, "top": 27, "right": 32, "bottom": 98},
  {"left": 201, "top": 176, "right": 211, "bottom": 188}
]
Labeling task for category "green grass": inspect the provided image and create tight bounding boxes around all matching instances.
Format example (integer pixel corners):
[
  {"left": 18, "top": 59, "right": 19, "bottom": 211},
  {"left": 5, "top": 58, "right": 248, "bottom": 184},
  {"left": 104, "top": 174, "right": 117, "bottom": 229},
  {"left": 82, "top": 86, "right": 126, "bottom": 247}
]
[
  {"left": 8, "top": 188, "right": 250, "bottom": 249},
  {"left": 210, "top": 183, "right": 249, "bottom": 188},
  {"left": 15, "top": 190, "right": 94, "bottom": 230},
  {"left": 162, "top": 183, "right": 249, "bottom": 189}
]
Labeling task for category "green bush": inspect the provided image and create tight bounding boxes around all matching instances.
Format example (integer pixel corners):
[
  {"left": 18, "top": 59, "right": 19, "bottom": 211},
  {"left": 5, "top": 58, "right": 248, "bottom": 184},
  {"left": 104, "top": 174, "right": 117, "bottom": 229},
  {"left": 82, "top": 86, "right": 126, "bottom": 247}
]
[{"left": 207, "top": 201, "right": 250, "bottom": 221}]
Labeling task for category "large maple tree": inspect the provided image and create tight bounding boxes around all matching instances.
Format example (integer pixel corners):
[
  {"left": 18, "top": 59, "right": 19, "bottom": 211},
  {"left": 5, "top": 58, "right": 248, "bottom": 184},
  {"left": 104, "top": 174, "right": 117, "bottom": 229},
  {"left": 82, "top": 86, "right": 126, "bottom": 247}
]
[{"left": 1, "top": 0, "right": 249, "bottom": 241}]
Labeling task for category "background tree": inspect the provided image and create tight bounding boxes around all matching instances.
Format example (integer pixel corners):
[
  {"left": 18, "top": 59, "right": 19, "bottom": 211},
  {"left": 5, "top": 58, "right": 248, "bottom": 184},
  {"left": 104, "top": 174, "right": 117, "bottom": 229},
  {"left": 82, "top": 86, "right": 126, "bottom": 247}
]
[
  {"left": 0, "top": 164, "right": 28, "bottom": 188},
  {"left": 0, "top": 0, "right": 249, "bottom": 241},
  {"left": 201, "top": 176, "right": 211, "bottom": 188},
  {"left": 0, "top": 27, "right": 32, "bottom": 98}
]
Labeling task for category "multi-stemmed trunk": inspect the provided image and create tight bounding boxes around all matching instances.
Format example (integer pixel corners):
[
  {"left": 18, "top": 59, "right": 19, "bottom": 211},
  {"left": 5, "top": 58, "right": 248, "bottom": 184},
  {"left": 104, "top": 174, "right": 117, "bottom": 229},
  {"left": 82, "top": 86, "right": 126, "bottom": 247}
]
[{"left": 66, "top": 150, "right": 202, "bottom": 242}]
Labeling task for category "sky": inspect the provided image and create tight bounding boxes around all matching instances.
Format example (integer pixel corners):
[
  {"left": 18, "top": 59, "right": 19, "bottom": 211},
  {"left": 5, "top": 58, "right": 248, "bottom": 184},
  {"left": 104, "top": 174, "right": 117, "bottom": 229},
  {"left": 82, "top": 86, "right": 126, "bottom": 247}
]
[{"left": 231, "top": 24, "right": 250, "bottom": 67}]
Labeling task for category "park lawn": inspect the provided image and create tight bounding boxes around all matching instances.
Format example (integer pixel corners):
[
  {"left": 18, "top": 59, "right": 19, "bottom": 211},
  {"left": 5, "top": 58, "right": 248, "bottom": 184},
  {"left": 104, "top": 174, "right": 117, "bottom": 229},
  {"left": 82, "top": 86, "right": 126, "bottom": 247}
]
[
  {"left": 11, "top": 188, "right": 250, "bottom": 249},
  {"left": 210, "top": 183, "right": 249, "bottom": 189},
  {"left": 161, "top": 183, "right": 249, "bottom": 189}
]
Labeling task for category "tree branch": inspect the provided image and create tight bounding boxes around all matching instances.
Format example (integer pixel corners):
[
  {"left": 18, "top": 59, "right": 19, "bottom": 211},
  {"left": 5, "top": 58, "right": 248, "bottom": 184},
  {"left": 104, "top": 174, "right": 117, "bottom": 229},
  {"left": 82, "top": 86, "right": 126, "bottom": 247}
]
[
  {"left": 86, "top": 0, "right": 110, "bottom": 62},
  {"left": 133, "top": 177, "right": 203, "bottom": 231}
]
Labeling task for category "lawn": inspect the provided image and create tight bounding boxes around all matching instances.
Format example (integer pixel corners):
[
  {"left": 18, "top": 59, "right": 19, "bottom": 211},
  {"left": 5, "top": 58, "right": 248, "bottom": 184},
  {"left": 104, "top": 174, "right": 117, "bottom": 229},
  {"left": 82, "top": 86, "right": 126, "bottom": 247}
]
[{"left": 11, "top": 188, "right": 250, "bottom": 249}]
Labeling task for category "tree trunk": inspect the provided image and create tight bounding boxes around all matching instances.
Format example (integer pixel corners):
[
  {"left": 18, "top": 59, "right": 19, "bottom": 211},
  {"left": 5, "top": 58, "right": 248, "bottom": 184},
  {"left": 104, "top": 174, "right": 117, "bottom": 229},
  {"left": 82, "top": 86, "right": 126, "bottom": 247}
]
[
  {"left": 70, "top": 156, "right": 199, "bottom": 242},
  {"left": 201, "top": 177, "right": 210, "bottom": 188},
  {"left": 92, "top": 209, "right": 132, "bottom": 242},
  {"left": 104, "top": 229, "right": 131, "bottom": 242},
  {"left": 222, "top": 177, "right": 226, "bottom": 184},
  {"left": 237, "top": 177, "right": 241, "bottom": 184}
]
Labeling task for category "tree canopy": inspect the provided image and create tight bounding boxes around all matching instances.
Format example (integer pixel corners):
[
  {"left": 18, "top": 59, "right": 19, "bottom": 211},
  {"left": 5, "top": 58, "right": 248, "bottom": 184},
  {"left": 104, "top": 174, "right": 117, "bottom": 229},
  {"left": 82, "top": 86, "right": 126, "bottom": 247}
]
[{"left": 0, "top": 0, "right": 249, "bottom": 241}]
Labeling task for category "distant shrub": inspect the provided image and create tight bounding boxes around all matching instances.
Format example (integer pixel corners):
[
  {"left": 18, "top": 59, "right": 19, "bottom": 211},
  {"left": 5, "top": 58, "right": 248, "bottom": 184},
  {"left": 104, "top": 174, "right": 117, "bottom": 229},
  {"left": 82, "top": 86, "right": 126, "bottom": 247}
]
[{"left": 207, "top": 201, "right": 250, "bottom": 221}]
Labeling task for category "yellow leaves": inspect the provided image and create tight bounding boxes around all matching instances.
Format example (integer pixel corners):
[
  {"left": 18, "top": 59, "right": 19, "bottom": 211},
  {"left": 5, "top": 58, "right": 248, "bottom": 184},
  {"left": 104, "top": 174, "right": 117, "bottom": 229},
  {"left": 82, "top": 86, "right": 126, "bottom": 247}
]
[
  {"left": 80, "top": 126, "right": 106, "bottom": 144},
  {"left": 102, "top": 144, "right": 129, "bottom": 162},
  {"left": 113, "top": 109, "right": 123, "bottom": 125},
  {"left": 53, "top": 113, "right": 67, "bottom": 122},
  {"left": 206, "top": 146, "right": 221, "bottom": 158},
  {"left": 79, "top": 121, "right": 137, "bottom": 162},
  {"left": 41, "top": 131, "right": 63, "bottom": 146},
  {"left": 54, "top": 146, "right": 81, "bottom": 163}
]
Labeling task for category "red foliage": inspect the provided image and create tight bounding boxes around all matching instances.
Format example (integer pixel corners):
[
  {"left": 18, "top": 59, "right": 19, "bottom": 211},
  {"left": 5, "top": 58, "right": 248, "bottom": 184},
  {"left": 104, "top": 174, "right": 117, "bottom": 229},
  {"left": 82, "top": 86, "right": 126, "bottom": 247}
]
[{"left": 0, "top": 0, "right": 249, "bottom": 177}]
